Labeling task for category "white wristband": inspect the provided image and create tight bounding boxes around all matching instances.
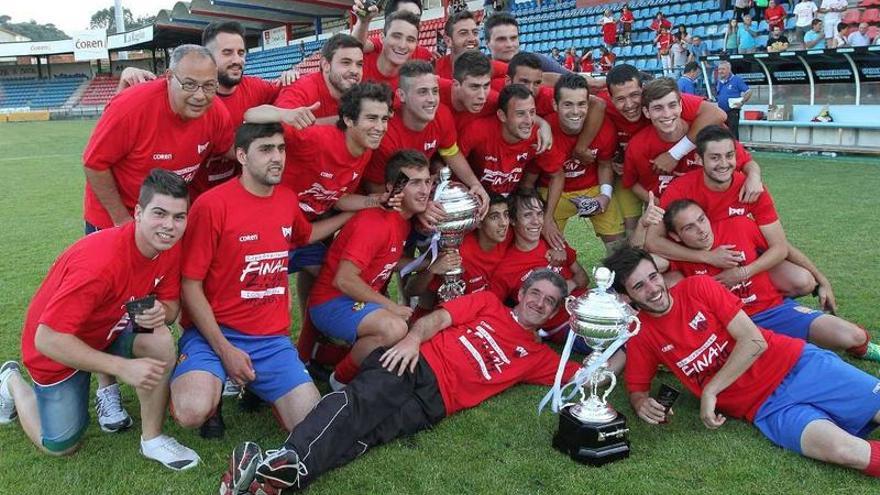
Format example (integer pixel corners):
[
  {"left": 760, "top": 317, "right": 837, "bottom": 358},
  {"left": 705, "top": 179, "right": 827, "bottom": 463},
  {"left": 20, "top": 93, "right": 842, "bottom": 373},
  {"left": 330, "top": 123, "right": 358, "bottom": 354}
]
[
  {"left": 600, "top": 184, "right": 613, "bottom": 198},
  {"left": 668, "top": 135, "right": 696, "bottom": 160}
]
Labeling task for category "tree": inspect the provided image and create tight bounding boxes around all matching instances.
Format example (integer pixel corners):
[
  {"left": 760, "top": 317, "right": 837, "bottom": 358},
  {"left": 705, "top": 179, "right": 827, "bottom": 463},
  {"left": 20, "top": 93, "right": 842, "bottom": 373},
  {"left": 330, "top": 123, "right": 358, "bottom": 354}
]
[
  {"left": 90, "top": 7, "right": 135, "bottom": 33},
  {"left": 0, "top": 17, "right": 68, "bottom": 40},
  {"left": 0, "top": 15, "right": 12, "bottom": 24}
]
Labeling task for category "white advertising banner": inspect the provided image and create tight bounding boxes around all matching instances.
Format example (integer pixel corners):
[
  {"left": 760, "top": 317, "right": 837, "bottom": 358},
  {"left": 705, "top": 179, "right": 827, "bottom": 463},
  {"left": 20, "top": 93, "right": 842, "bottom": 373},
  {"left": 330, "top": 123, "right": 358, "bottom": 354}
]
[
  {"left": 73, "top": 30, "right": 109, "bottom": 61},
  {"left": 0, "top": 39, "right": 74, "bottom": 58},
  {"left": 262, "top": 26, "right": 288, "bottom": 50},
  {"left": 108, "top": 25, "right": 154, "bottom": 49}
]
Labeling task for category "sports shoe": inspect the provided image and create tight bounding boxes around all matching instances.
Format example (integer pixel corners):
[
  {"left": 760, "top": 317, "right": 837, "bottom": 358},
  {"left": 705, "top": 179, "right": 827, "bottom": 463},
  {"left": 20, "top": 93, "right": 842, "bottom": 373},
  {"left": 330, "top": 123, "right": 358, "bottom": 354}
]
[
  {"left": 569, "top": 195, "right": 602, "bottom": 217},
  {"left": 0, "top": 361, "right": 21, "bottom": 425},
  {"left": 328, "top": 372, "right": 345, "bottom": 392},
  {"left": 222, "top": 378, "right": 242, "bottom": 397},
  {"left": 219, "top": 442, "right": 263, "bottom": 495},
  {"left": 862, "top": 342, "right": 880, "bottom": 363},
  {"left": 253, "top": 447, "right": 308, "bottom": 491},
  {"left": 200, "top": 401, "right": 226, "bottom": 439},
  {"left": 96, "top": 383, "right": 133, "bottom": 433},
  {"left": 141, "top": 434, "right": 201, "bottom": 471}
]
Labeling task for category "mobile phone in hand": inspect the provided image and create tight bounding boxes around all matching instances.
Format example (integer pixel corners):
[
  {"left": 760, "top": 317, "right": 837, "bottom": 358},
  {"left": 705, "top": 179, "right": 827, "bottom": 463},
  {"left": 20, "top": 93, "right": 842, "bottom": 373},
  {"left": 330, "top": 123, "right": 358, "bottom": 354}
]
[
  {"left": 126, "top": 294, "right": 156, "bottom": 334},
  {"left": 656, "top": 383, "right": 680, "bottom": 422},
  {"left": 382, "top": 170, "right": 410, "bottom": 209}
]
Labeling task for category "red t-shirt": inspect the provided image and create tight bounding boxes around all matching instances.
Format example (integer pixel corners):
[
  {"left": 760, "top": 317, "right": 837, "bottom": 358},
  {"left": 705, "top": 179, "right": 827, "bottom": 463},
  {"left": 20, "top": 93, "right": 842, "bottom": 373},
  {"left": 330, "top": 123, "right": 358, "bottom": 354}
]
[
  {"left": 599, "top": 54, "right": 616, "bottom": 73},
  {"left": 434, "top": 55, "right": 507, "bottom": 84},
  {"left": 621, "top": 11, "right": 635, "bottom": 25},
  {"left": 370, "top": 35, "right": 432, "bottom": 61},
  {"left": 669, "top": 217, "right": 783, "bottom": 315},
  {"left": 534, "top": 86, "right": 556, "bottom": 118},
  {"left": 281, "top": 124, "right": 371, "bottom": 220},
  {"left": 181, "top": 180, "right": 312, "bottom": 336},
  {"left": 458, "top": 116, "right": 541, "bottom": 196},
  {"left": 21, "top": 223, "right": 181, "bottom": 385},
  {"left": 564, "top": 53, "right": 577, "bottom": 71},
  {"left": 363, "top": 37, "right": 427, "bottom": 94},
  {"left": 190, "top": 76, "right": 280, "bottom": 199},
  {"left": 599, "top": 91, "right": 703, "bottom": 155},
  {"left": 428, "top": 230, "right": 512, "bottom": 296},
  {"left": 274, "top": 72, "right": 340, "bottom": 119},
  {"left": 580, "top": 57, "right": 594, "bottom": 73},
  {"left": 82, "top": 78, "right": 234, "bottom": 228},
  {"left": 650, "top": 18, "right": 672, "bottom": 32},
  {"left": 363, "top": 104, "right": 458, "bottom": 185},
  {"left": 602, "top": 21, "right": 618, "bottom": 45},
  {"left": 623, "top": 126, "right": 751, "bottom": 197},
  {"left": 660, "top": 170, "right": 779, "bottom": 226},
  {"left": 421, "top": 291, "right": 581, "bottom": 415},
  {"left": 309, "top": 208, "right": 411, "bottom": 306},
  {"left": 438, "top": 78, "right": 499, "bottom": 132},
  {"left": 764, "top": 5, "right": 786, "bottom": 30},
  {"left": 656, "top": 32, "right": 673, "bottom": 54},
  {"left": 535, "top": 114, "right": 617, "bottom": 191},
  {"left": 625, "top": 276, "right": 804, "bottom": 421}
]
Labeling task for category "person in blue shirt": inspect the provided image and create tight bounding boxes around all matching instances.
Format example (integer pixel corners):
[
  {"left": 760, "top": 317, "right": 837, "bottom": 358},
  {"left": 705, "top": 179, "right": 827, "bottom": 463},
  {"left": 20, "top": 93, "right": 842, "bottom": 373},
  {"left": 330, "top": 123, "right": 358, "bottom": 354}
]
[
  {"left": 715, "top": 60, "right": 752, "bottom": 139},
  {"left": 803, "top": 19, "right": 826, "bottom": 49},
  {"left": 678, "top": 62, "right": 703, "bottom": 96},
  {"left": 737, "top": 15, "right": 759, "bottom": 54},
  {"left": 688, "top": 36, "right": 710, "bottom": 61}
]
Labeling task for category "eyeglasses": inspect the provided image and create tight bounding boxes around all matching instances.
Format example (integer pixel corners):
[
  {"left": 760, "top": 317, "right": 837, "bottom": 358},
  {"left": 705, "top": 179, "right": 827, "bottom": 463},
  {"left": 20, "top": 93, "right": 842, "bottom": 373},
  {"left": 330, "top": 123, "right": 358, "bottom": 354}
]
[{"left": 171, "top": 73, "right": 219, "bottom": 94}]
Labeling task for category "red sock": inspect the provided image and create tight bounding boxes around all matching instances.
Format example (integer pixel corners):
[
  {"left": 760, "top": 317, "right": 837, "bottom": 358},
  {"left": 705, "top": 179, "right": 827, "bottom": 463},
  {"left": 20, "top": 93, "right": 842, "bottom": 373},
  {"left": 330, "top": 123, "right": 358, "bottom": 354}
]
[
  {"left": 847, "top": 326, "right": 871, "bottom": 357},
  {"left": 333, "top": 354, "right": 360, "bottom": 384},
  {"left": 863, "top": 440, "right": 880, "bottom": 477}
]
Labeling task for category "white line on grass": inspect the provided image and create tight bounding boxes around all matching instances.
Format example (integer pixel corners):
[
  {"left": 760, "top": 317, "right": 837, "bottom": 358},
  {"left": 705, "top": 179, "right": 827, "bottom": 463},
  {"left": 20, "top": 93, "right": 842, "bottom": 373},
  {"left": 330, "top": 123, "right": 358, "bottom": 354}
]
[{"left": 0, "top": 153, "right": 80, "bottom": 162}]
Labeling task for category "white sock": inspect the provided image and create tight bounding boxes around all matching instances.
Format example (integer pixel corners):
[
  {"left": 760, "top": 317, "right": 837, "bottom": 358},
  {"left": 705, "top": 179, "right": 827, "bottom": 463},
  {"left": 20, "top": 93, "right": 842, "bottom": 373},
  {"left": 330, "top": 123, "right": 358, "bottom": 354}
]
[{"left": 141, "top": 434, "right": 167, "bottom": 448}]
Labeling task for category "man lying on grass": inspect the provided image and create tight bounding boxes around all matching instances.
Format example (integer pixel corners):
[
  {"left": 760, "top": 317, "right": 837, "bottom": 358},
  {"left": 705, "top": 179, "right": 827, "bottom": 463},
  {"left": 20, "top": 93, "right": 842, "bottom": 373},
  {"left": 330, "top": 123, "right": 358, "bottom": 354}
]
[
  {"left": 219, "top": 269, "right": 585, "bottom": 494},
  {"left": 605, "top": 247, "right": 880, "bottom": 477}
]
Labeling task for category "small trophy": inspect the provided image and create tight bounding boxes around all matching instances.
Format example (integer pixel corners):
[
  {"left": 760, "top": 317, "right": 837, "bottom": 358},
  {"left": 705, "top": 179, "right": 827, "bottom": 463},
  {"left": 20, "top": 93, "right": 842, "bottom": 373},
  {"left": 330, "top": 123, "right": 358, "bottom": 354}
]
[
  {"left": 553, "top": 267, "right": 640, "bottom": 466},
  {"left": 434, "top": 167, "right": 479, "bottom": 302}
]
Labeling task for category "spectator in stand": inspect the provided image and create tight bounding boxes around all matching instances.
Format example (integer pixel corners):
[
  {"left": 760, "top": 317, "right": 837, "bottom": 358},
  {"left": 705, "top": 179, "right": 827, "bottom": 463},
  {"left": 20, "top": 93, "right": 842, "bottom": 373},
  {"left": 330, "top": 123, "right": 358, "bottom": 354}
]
[
  {"left": 689, "top": 36, "right": 709, "bottom": 61},
  {"left": 620, "top": 5, "right": 635, "bottom": 45},
  {"left": 551, "top": 47, "right": 564, "bottom": 65},
  {"left": 794, "top": 0, "right": 819, "bottom": 44},
  {"left": 767, "top": 25, "right": 791, "bottom": 51},
  {"left": 677, "top": 61, "right": 702, "bottom": 96},
  {"left": 650, "top": 12, "right": 672, "bottom": 33},
  {"left": 804, "top": 19, "right": 827, "bottom": 48},
  {"left": 765, "top": 0, "right": 788, "bottom": 32},
  {"left": 831, "top": 22, "right": 849, "bottom": 48},
  {"left": 724, "top": 18, "right": 740, "bottom": 54},
  {"left": 601, "top": 9, "right": 618, "bottom": 48},
  {"left": 738, "top": 14, "right": 760, "bottom": 54},
  {"left": 671, "top": 34, "right": 689, "bottom": 76},
  {"left": 715, "top": 60, "right": 751, "bottom": 140},
  {"left": 848, "top": 22, "right": 871, "bottom": 47},
  {"left": 677, "top": 25, "right": 691, "bottom": 43},
  {"left": 565, "top": 47, "right": 579, "bottom": 72},
  {"left": 580, "top": 48, "right": 595, "bottom": 73},
  {"left": 598, "top": 46, "right": 616, "bottom": 73},
  {"left": 656, "top": 26, "right": 674, "bottom": 77},
  {"left": 754, "top": 0, "right": 769, "bottom": 22},
  {"left": 734, "top": 0, "right": 752, "bottom": 21},
  {"left": 818, "top": 0, "right": 847, "bottom": 40}
]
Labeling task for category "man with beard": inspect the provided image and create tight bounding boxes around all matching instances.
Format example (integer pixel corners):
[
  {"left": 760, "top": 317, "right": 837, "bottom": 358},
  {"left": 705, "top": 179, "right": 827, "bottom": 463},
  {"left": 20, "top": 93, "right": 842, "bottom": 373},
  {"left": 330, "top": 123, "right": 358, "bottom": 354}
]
[
  {"left": 605, "top": 247, "right": 880, "bottom": 479},
  {"left": 434, "top": 10, "right": 508, "bottom": 89}
]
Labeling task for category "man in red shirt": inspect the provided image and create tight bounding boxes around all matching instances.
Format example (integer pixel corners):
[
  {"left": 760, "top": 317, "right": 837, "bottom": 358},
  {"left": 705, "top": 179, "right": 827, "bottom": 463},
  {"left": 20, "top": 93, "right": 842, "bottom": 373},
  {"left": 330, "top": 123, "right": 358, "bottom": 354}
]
[
  {"left": 351, "top": 10, "right": 421, "bottom": 93},
  {"left": 661, "top": 200, "right": 880, "bottom": 362},
  {"left": 624, "top": 78, "right": 762, "bottom": 201},
  {"left": 605, "top": 247, "right": 880, "bottom": 478},
  {"left": 351, "top": 0, "right": 433, "bottom": 62},
  {"left": 649, "top": 12, "right": 672, "bottom": 33},
  {"left": 308, "top": 151, "right": 432, "bottom": 387},
  {"left": 169, "top": 123, "right": 352, "bottom": 436},
  {"left": 655, "top": 26, "right": 674, "bottom": 77},
  {"left": 83, "top": 44, "right": 233, "bottom": 232},
  {"left": 620, "top": 5, "right": 635, "bottom": 45},
  {"left": 219, "top": 269, "right": 585, "bottom": 493},
  {"left": 273, "top": 34, "right": 364, "bottom": 125},
  {"left": 438, "top": 50, "right": 499, "bottom": 133},
  {"left": 524, "top": 73, "right": 624, "bottom": 253},
  {"left": 649, "top": 125, "right": 836, "bottom": 311},
  {"left": 435, "top": 10, "right": 507, "bottom": 89},
  {"left": 0, "top": 170, "right": 200, "bottom": 470},
  {"left": 764, "top": 0, "right": 788, "bottom": 32},
  {"left": 361, "top": 60, "right": 487, "bottom": 211}
]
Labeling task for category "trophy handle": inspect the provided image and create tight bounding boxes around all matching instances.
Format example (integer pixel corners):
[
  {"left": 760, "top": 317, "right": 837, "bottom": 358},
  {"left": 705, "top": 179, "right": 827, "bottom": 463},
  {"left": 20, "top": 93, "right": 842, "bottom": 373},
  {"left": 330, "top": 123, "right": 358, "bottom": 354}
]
[
  {"left": 626, "top": 316, "right": 641, "bottom": 338},
  {"left": 599, "top": 369, "right": 617, "bottom": 405},
  {"left": 565, "top": 295, "right": 577, "bottom": 316}
]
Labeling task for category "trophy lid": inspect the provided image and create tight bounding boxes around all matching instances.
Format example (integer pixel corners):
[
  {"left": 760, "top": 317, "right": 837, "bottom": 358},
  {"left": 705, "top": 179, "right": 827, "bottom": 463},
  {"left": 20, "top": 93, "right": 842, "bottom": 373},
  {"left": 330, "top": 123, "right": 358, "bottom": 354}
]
[
  {"left": 567, "top": 267, "right": 633, "bottom": 325},
  {"left": 434, "top": 167, "right": 479, "bottom": 228}
]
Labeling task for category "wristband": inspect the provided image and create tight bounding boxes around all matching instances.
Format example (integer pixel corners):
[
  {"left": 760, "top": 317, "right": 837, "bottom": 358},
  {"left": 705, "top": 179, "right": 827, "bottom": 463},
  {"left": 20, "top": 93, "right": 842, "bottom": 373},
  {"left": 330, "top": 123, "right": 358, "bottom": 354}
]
[
  {"left": 668, "top": 135, "right": 695, "bottom": 160},
  {"left": 600, "top": 184, "right": 613, "bottom": 198}
]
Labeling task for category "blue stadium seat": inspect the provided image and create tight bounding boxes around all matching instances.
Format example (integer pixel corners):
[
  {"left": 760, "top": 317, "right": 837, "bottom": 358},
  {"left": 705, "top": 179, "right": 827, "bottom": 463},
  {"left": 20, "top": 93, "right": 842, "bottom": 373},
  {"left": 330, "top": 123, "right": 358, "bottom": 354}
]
[
  {"left": 710, "top": 11, "right": 723, "bottom": 23},
  {"left": 685, "top": 14, "right": 698, "bottom": 25},
  {"left": 692, "top": 26, "right": 706, "bottom": 37},
  {"left": 698, "top": 13, "right": 710, "bottom": 24}
]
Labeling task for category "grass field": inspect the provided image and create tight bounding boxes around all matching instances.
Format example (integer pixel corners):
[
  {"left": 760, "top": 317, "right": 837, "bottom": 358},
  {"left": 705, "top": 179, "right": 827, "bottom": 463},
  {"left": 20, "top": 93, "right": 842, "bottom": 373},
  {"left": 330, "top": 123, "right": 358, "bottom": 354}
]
[{"left": 0, "top": 119, "right": 878, "bottom": 494}]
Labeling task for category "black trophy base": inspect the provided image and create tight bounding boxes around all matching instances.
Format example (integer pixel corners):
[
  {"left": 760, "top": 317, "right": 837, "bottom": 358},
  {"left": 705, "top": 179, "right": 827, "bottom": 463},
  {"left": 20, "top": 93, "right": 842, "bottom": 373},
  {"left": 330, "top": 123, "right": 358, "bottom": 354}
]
[{"left": 553, "top": 406, "right": 631, "bottom": 466}]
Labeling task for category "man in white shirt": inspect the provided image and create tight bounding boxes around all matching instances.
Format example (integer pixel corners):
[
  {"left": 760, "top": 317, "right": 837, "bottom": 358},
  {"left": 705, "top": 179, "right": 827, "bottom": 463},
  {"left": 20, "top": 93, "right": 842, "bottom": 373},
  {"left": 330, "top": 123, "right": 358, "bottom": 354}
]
[
  {"left": 847, "top": 23, "right": 871, "bottom": 47},
  {"left": 819, "top": 0, "right": 848, "bottom": 40},
  {"left": 793, "top": 0, "right": 818, "bottom": 43}
]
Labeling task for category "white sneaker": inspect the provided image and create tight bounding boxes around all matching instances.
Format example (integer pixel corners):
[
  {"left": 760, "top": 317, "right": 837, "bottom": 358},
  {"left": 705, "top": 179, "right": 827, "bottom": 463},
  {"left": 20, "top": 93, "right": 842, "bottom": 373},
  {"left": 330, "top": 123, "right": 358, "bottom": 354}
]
[
  {"left": 0, "top": 361, "right": 21, "bottom": 425},
  {"left": 222, "top": 378, "right": 242, "bottom": 397},
  {"left": 328, "top": 372, "right": 345, "bottom": 392},
  {"left": 141, "top": 434, "right": 201, "bottom": 471},
  {"left": 95, "top": 383, "right": 133, "bottom": 432}
]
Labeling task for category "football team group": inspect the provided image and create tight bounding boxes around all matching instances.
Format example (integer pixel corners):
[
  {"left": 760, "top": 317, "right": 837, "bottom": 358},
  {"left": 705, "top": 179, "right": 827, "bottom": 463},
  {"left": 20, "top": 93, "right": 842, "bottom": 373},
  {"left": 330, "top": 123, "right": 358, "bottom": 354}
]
[{"left": 1, "top": 1, "right": 878, "bottom": 493}]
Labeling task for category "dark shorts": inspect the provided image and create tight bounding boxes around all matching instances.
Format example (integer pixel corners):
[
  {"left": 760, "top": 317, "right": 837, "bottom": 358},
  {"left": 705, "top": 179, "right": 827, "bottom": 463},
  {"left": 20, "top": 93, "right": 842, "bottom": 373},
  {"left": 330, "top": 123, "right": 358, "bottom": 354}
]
[{"left": 287, "top": 242, "right": 328, "bottom": 274}]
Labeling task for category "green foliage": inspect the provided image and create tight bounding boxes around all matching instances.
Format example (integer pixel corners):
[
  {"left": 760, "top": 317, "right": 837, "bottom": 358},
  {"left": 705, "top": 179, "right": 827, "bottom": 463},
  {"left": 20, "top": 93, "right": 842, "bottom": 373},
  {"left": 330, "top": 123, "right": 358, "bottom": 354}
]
[
  {"left": 0, "top": 120, "right": 877, "bottom": 493},
  {"left": 0, "top": 16, "right": 68, "bottom": 41},
  {"left": 89, "top": 7, "right": 154, "bottom": 34}
]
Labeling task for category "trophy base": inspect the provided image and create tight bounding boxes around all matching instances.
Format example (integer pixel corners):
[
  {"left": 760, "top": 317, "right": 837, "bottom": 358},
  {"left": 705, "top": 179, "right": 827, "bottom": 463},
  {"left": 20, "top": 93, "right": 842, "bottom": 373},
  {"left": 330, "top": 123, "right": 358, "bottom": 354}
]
[{"left": 553, "top": 406, "right": 630, "bottom": 467}]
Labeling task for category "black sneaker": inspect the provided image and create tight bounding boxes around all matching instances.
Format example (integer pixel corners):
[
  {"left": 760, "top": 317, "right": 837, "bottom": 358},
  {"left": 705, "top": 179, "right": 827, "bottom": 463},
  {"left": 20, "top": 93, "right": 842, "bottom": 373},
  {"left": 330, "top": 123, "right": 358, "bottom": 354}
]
[
  {"left": 254, "top": 447, "right": 307, "bottom": 492},
  {"left": 200, "top": 401, "right": 226, "bottom": 439},
  {"left": 219, "top": 441, "right": 262, "bottom": 495}
]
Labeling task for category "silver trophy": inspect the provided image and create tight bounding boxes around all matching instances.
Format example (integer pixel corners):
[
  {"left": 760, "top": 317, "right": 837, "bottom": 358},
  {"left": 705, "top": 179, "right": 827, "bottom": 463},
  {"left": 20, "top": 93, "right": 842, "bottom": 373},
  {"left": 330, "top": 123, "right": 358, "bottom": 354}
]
[
  {"left": 434, "top": 167, "right": 480, "bottom": 302},
  {"left": 552, "top": 267, "right": 640, "bottom": 465}
]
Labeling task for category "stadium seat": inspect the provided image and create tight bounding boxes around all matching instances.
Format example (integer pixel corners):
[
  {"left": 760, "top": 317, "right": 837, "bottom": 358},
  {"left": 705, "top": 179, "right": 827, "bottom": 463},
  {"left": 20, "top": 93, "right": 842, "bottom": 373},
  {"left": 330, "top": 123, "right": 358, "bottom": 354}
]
[
  {"left": 862, "top": 9, "right": 880, "bottom": 23},
  {"left": 843, "top": 9, "right": 861, "bottom": 25}
]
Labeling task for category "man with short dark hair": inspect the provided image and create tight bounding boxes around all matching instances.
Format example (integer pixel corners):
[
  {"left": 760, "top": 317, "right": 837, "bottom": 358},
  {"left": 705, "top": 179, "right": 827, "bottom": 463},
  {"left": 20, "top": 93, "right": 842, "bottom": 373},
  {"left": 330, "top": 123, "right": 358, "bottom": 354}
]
[
  {"left": 351, "top": 9, "right": 422, "bottom": 93},
  {"left": 0, "top": 170, "right": 199, "bottom": 470},
  {"left": 605, "top": 247, "right": 880, "bottom": 479},
  {"left": 766, "top": 25, "right": 791, "bottom": 52},
  {"left": 803, "top": 18, "right": 827, "bottom": 48},
  {"left": 219, "top": 269, "right": 585, "bottom": 493},
  {"left": 439, "top": 50, "right": 500, "bottom": 131},
  {"left": 714, "top": 61, "right": 751, "bottom": 140},
  {"left": 434, "top": 10, "right": 507, "bottom": 88},
  {"left": 677, "top": 62, "right": 702, "bottom": 96}
]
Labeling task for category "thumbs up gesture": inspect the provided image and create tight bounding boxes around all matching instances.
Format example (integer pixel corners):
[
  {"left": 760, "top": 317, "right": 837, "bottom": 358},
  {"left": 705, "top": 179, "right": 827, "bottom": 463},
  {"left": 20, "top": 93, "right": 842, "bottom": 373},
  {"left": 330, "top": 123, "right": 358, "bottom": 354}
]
[
  {"left": 639, "top": 191, "right": 666, "bottom": 229},
  {"left": 284, "top": 102, "right": 321, "bottom": 130}
]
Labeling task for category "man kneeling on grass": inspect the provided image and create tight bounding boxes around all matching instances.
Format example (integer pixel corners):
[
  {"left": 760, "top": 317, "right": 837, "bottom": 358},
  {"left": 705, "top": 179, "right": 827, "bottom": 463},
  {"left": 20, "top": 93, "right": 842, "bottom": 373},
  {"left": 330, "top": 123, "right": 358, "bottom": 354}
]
[
  {"left": 219, "top": 269, "right": 585, "bottom": 494},
  {"left": 605, "top": 247, "right": 880, "bottom": 477},
  {"left": 0, "top": 170, "right": 200, "bottom": 470}
]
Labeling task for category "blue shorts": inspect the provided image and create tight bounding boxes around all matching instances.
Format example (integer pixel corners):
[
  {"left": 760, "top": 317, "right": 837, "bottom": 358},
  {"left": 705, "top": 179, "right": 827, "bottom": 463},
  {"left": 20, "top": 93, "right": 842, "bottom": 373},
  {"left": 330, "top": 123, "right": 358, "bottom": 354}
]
[
  {"left": 33, "top": 330, "right": 135, "bottom": 452},
  {"left": 754, "top": 344, "right": 880, "bottom": 454},
  {"left": 171, "top": 326, "right": 312, "bottom": 403},
  {"left": 287, "top": 242, "right": 328, "bottom": 274},
  {"left": 309, "top": 296, "right": 383, "bottom": 345},
  {"left": 84, "top": 222, "right": 100, "bottom": 235},
  {"left": 751, "top": 298, "right": 823, "bottom": 341}
]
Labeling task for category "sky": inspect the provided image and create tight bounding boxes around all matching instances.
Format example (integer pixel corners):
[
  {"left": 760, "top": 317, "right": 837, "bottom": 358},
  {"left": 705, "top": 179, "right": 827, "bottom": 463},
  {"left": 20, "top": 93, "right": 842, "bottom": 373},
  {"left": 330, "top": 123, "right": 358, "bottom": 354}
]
[{"left": 2, "top": 1, "right": 174, "bottom": 36}]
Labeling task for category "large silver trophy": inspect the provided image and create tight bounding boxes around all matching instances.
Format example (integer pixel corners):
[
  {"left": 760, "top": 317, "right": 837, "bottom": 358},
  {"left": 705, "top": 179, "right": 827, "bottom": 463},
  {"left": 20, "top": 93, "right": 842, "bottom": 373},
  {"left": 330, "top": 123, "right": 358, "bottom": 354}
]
[
  {"left": 552, "top": 267, "right": 640, "bottom": 466},
  {"left": 434, "top": 167, "right": 480, "bottom": 302}
]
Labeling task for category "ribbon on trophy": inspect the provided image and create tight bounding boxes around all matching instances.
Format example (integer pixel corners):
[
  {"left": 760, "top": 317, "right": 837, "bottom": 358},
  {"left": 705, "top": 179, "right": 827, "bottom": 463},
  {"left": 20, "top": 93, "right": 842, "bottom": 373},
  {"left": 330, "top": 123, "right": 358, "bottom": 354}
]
[
  {"left": 399, "top": 174, "right": 451, "bottom": 278},
  {"left": 537, "top": 328, "right": 628, "bottom": 415}
]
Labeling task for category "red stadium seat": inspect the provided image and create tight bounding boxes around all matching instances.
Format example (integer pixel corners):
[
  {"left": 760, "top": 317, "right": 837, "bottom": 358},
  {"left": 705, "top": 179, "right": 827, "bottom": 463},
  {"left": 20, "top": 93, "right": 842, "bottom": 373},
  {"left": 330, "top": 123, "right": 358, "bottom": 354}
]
[
  {"left": 862, "top": 8, "right": 880, "bottom": 23},
  {"left": 844, "top": 9, "right": 863, "bottom": 24}
]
